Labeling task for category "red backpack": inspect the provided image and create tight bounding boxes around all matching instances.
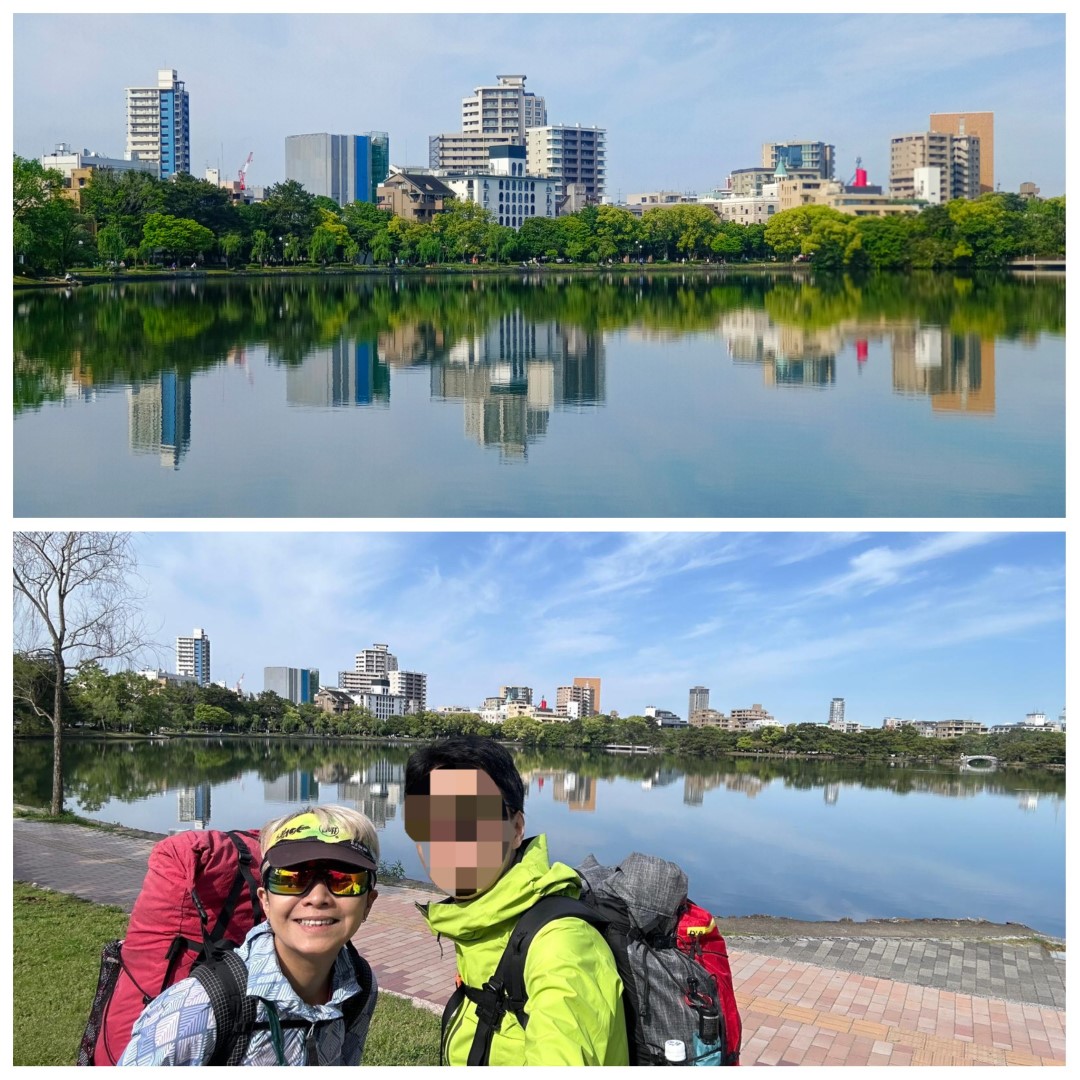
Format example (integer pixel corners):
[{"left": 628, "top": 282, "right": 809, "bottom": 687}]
[
  {"left": 677, "top": 899, "right": 743, "bottom": 1063},
  {"left": 77, "top": 828, "right": 263, "bottom": 1065}
]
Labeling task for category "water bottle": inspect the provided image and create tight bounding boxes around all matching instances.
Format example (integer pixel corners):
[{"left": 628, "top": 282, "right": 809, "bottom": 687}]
[
  {"left": 664, "top": 1039, "right": 688, "bottom": 1065},
  {"left": 691, "top": 1003, "right": 723, "bottom": 1066}
]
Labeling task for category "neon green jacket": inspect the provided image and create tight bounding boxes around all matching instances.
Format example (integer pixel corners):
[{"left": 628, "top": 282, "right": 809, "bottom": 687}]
[{"left": 420, "top": 835, "right": 629, "bottom": 1066}]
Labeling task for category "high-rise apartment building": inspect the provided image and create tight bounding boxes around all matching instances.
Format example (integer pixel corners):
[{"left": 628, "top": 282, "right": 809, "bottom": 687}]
[
  {"left": 356, "top": 644, "right": 397, "bottom": 675},
  {"left": 285, "top": 132, "right": 390, "bottom": 206},
  {"left": 829, "top": 697, "right": 846, "bottom": 730},
  {"left": 689, "top": 686, "right": 710, "bottom": 719},
  {"left": 573, "top": 677, "right": 602, "bottom": 716},
  {"left": 125, "top": 69, "right": 190, "bottom": 179},
  {"left": 431, "top": 74, "right": 545, "bottom": 173},
  {"left": 762, "top": 141, "right": 835, "bottom": 180},
  {"left": 388, "top": 670, "right": 427, "bottom": 713},
  {"left": 264, "top": 666, "right": 320, "bottom": 705},
  {"left": 557, "top": 683, "right": 596, "bottom": 718},
  {"left": 176, "top": 628, "right": 210, "bottom": 686},
  {"left": 462, "top": 74, "right": 546, "bottom": 136},
  {"left": 337, "top": 644, "right": 429, "bottom": 707},
  {"left": 526, "top": 124, "right": 607, "bottom": 201},
  {"left": 930, "top": 112, "right": 993, "bottom": 194},
  {"left": 889, "top": 131, "right": 980, "bottom": 201}
]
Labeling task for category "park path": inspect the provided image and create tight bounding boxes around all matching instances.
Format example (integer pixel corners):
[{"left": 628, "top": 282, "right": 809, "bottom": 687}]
[{"left": 13, "top": 818, "right": 1065, "bottom": 1066}]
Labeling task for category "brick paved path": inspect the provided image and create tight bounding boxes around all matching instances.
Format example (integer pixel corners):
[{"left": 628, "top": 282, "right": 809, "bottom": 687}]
[{"left": 14, "top": 819, "right": 1066, "bottom": 1066}]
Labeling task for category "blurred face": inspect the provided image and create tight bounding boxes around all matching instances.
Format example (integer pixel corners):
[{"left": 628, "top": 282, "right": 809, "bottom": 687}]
[
  {"left": 258, "top": 861, "right": 376, "bottom": 970},
  {"left": 404, "top": 768, "right": 524, "bottom": 900}
]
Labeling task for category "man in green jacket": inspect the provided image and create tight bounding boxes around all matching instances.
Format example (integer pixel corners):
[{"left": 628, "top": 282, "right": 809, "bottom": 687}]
[{"left": 405, "top": 736, "right": 628, "bottom": 1066}]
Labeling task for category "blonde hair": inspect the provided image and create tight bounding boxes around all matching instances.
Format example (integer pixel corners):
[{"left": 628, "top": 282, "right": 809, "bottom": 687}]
[{"left": 260, "top": 804, "right": 380, "bottom": 862}]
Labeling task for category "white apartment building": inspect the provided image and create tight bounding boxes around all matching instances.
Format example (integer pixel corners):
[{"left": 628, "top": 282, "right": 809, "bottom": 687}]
[
  {"left": 527, "top": 124, "right": 607, "bottom": 202},
  {"left": 440, "top": 145, "right": 558, "bottom": 228},
  {"left": 829, "top": 697, "right": 846, "bottom": 730},
  {"left": 351, "top": 686, "right": 408, "bottom": 721},
  {"left": 430, "top": 74, "right": 545, "bottom": 173},
  {"left": 125, "top": 68, "right": 190, "bottom": 179},
  {"left": 339, "top": 643, "right": 400, "bottom": 694},
  {"left": 462, "top": 74, "right": 546, "bottom": 136},
  {"left": 176, "top": 628, "right": 210, "bottom": 686},
  {"left": 388, "top": 670, "right": 427, "bottom": 713},
  {"left": 41, "top": 143, "right": 156, "bottom": 180},
  {"left": 706, "top": 181, "right": 780, "bottom": 226}
]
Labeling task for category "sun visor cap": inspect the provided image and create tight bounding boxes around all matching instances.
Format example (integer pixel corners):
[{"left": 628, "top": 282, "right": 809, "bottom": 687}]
[{"left": 262, "top": 812, "right": 378, "bottom": 872}]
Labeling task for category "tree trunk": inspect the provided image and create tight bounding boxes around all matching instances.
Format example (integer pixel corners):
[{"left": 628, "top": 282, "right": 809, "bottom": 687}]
[{"left": 51, "top": 657, "right": 65, "bottom": 816}]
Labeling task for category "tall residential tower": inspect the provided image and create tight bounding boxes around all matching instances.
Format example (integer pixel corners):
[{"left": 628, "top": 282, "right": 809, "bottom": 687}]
[
  {"left": 125, "top": 69, "right": 190, "bottom": 179},
  {"left": 176, "top": 628, "right": 210, "bottom": 686},
  {"left": 930, "top": 112, "right": 994, "bottom": 193}
]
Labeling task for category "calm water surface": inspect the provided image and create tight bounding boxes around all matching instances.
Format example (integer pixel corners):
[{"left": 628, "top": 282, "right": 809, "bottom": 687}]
[
  {"left": 13, "top": 273, "right": 1064, "bottom": 516},
  {"left": 13, "top": 738, "right": 1065, "bottom": 936}
]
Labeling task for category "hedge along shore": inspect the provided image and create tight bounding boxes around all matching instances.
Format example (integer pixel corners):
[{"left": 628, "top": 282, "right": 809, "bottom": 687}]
[{"left": 12, "top": 814, "right": 1065, "bottom": 1066}]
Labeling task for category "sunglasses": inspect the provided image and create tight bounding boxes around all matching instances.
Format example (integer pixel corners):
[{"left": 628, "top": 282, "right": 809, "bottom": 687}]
[{"left": 263, "top": 861, "right": 374, "bottom": 898}]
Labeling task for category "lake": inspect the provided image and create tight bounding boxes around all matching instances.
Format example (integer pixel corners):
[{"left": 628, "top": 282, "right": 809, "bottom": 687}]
[
  {"left": 13, "top": 738, "right": 1065, "bottom": 937},
  {"left": 13, "top": 272, "right": 1065, "bottom": 517}
]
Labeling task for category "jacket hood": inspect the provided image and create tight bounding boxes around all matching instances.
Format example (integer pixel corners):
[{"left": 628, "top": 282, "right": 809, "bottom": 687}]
[{"left": 421, "top": 835, "right": 580, "bottom": 944}]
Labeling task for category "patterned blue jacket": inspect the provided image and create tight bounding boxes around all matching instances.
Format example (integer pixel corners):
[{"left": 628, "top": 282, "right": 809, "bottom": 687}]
[{"left": 118, "top": 922, "right": 377, "bottom": 1066}]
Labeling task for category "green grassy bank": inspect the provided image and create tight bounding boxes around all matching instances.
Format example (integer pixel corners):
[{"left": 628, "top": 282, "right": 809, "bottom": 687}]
[{"left": 13, "top": 882, "right": 440, "bottom": 1066}]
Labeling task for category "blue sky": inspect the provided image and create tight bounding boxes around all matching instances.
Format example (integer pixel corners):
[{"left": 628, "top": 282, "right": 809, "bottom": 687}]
[
  {"left": 129, "top": 532, "right": 1064, "bottom": 727},
  {"left": 14, "top": 11, "right": 1065, "bottom": 197}
]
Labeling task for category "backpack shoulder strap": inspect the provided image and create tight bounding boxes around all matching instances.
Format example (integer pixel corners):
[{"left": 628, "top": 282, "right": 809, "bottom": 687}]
[
  {"left": 190, "top": 948, "right": 259, "bottom": 1066},
  {"left": 462, "top": 894, "right": 604, "bottom": 1067},
  {"left": 340, "top": 941, "right": 374, "bottom": 1029}
]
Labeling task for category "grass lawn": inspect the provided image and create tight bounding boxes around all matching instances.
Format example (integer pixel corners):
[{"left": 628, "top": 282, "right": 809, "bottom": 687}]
[{"left": 13, "top": 882, "right": 440, "bottom": 1066}]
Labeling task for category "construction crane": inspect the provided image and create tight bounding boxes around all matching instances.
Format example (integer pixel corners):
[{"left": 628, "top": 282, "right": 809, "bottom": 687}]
[
  {"left": 237, "top": 152, "right": 253, "bottom": 191},
  {"left": 235, "top": 673, "right": 245, "bottom": 695}
]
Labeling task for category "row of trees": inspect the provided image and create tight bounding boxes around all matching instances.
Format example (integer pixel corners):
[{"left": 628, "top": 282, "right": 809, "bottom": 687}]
[
  {"left": 16, "top": 661, "right": 1063, "bottom": 770},
  {"left": 14, "top": 156, "right": 1065, "bottom": 277}
]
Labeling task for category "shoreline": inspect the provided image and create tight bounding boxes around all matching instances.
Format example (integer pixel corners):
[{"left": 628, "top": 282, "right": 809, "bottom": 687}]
[
  {"left": 13, "top": 260, "right": 1064, "bottom": 291},
  {"left": 12, "top": 808, "right": 1062, "bottom": 947},
  {"left": 13, "top": 729, "right": 1064, "bottom": 771}
]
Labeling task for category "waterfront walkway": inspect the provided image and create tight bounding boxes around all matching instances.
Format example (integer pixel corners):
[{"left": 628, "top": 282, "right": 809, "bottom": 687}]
[{"left": 14, "top": 819, "right": 1066, "bottom": 1066}]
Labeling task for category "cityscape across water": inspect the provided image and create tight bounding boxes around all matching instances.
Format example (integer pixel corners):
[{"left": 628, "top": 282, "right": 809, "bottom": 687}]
[
  {"left": 13, "top": 274, "right": 1064, "bottom": 517},
  {"left": 13, "top": 738, "right": 1065, "bottom": 939}
]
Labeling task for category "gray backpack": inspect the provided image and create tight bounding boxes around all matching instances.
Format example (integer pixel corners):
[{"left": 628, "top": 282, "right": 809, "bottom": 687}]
[{"left": 446, "top": 851, "right": 740, "bottom": 1065}]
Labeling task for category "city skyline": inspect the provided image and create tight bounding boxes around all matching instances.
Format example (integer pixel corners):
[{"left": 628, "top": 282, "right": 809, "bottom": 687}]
[
  {"left": 127, "top": 532, "right": 1062, "bottom": 727},
  {"left": 13, "top": 12, "right": 1065, "bottom": 198}
]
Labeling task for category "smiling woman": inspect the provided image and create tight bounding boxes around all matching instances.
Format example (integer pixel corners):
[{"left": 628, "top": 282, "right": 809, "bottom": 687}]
[{"left": 117, "top": 805, "right": 380, "bottom": 1067}]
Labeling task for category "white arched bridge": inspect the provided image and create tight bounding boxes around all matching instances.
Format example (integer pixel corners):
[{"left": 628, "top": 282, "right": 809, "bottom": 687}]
[{"left": 959, "top": 754, "right": 999, "bottom": 771}]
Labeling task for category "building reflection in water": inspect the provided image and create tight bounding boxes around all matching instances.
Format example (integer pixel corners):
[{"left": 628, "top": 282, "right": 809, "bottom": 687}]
[
  {"left": 177, "top": 781, "right": 212, "bottom": 829},
  {"left": 285, "top": 339, "right": 389, "bottom": 408},
  {"left": 316, "top": 759, "right": 404, "bottom": 830},
  {"left": 263, "top": 770, "right": 320, "bottom": 803},
  {"left": 722, "top": 311, "right": 994, "bottom": 413},
  {"left": 722, "top": 310, "right": 838, "bottom": 388},
  {"left": 523, "top": 768, "right": 597, "bottom": 812},
  {"left": 892, "top": 328, "right": 994, "bottom": 413},
  {"left": 128, "top": 370, "right": 192, "bottom": 468},
  {"left": 431, "top": 313, "right": 606, "bottom": 459}
]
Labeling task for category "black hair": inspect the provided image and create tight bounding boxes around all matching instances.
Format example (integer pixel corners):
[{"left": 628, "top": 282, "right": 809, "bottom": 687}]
[{"left": 404, "top": 736, "right": 526, "bottom": 815}]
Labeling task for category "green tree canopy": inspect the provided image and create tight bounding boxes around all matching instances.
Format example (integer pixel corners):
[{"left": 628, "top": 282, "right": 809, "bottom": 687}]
[{"left": 141, "top": 213, "right": 216, "bottom": 262}]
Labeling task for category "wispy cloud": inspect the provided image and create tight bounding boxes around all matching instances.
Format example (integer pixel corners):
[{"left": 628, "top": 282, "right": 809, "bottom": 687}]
[{"left": 806, "top": 534, "right": 1000, "bottom": 599}]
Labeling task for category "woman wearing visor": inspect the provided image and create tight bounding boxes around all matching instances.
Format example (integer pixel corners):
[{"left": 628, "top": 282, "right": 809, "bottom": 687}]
[{"left": 120, "top": 806, "right": 379, "bottom": 1066}]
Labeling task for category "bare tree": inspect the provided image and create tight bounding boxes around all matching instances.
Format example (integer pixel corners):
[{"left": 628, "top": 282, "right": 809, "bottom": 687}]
[{"left": 13, "top": 532, "right": 148, "bottom": 815}]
